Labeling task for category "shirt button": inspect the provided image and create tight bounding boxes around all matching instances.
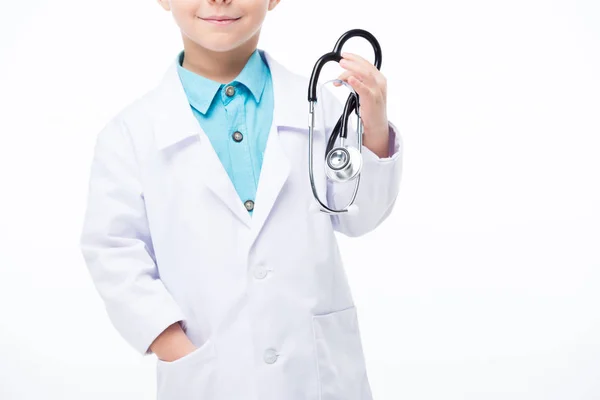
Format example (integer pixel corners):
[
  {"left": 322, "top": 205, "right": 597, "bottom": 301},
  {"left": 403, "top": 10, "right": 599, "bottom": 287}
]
[
  {"left": 225, "top": 85, "right": 236, "bottom": 96},
  {"left": 244, "top": 200, "right": 254, "bottom": 211},
  {"left": 232, "top": 131, "right": 243, "bottom": 142},
  {"left": 264, "top": 348, "right": 279, "bottom": 364},
  {"left": 254, "top": 265, "right": 268, "bottom": 279}
]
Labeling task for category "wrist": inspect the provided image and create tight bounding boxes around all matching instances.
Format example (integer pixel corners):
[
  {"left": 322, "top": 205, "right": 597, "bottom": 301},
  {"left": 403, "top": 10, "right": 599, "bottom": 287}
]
[{"left": 363, "top": 123, "right": 390, "bottom": 158}]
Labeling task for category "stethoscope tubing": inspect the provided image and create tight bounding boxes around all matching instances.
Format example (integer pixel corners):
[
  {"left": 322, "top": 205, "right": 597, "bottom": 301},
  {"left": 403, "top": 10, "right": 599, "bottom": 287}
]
[{"left": 307, "top": 29, "right": 383, "bottom": 214}]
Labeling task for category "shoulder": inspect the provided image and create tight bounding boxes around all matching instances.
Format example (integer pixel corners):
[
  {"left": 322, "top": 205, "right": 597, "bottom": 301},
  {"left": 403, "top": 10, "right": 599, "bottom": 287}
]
[
  {"left": 91, "top": 74, "right": 170, "bottom": 160},
  {"left": 101, "top": 69, "right": 173, "bottom": 143},
  {"left": 261, "top": 49, "right": 309, "bottom": 88},
  {"left": 116, "top": 87, "right": 162, "bottom": 128}
]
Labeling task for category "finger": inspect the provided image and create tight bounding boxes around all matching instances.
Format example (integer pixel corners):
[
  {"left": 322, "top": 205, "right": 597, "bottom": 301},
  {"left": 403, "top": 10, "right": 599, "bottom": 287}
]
[
  {"left": 341, "top": 52, "right": 386, "bottom": 91},
  {"left": 341, "top": 52, "right": 379, "bottom": 73},
  {"left": 339, "top": 58, "right": 377, "bottom": 87},
  {"left": 333, "top": 70, "right": 359, "bottom": 86},
  {"left": 347, "top": 75, "right": 374, "bottom": 100}
]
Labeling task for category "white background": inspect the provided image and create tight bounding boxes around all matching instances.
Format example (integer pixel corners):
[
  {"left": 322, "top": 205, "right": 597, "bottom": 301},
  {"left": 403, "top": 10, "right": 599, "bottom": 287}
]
[{"left": 1, "top": 0, "right": 599, "bottom": 399}]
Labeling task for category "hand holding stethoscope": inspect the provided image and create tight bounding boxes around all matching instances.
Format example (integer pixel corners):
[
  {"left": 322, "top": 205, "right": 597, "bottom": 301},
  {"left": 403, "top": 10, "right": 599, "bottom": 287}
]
[{"left": 308, "top": 29, "right": 389, "bottom": 215}]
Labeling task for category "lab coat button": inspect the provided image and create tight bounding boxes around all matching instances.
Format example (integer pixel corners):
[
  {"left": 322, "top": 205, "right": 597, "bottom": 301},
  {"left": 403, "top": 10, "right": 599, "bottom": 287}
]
[
  {"left": 254, "top": 265, "right": 268, "bottom": 279},
  {"left": 264, "top": 348, "right": 279, "bottom": 364},
  {"left": 244, "top": 200, "right": 254, "bottom": 211},
  {"left": 232, "top": 131, "right": 243, "bottom": 142},
  {"left": 225, "top": 85, "right": 236, "bottom": 96}
]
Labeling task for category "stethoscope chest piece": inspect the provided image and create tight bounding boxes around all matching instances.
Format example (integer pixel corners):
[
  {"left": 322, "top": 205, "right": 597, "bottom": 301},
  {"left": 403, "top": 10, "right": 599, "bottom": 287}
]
[{"left": 325, "top": 145, "right": 363, "bottom": 183}]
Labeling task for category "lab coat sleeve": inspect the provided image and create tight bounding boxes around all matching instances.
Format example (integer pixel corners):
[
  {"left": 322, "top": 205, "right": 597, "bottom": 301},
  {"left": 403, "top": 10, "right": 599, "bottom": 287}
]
[
  {"left": 325, "top": 100, "right": 404, "bottom": 237},
  {"left": 79, "top": 115, "right": 187, "bottom": 355}
]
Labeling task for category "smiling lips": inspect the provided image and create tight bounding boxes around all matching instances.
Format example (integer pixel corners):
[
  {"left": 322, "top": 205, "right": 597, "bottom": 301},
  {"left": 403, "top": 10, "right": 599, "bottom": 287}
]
[{"left": 201, "top": 16, "right": 241, "bottom": 25}]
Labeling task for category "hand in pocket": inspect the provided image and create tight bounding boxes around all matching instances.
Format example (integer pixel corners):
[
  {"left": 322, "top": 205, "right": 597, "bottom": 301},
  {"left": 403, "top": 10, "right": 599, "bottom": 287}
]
[
  {"left": 158, "top": 342, "right": 198, "bottom": 363},
  {"left": 150, "top": 322, "right": 198, "bottom": 362}
]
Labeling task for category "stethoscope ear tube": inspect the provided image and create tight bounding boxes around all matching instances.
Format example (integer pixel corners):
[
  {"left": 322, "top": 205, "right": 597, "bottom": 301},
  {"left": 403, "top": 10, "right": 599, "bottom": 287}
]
[
  {"left": 333, "top": 29, "right": 382, "bottom": 69},
  {"left": 308, "top": 29, "right": 382, "bottom": 102},
  {"left": 328, "top": 93, "right": 357, "bottom": 148}
]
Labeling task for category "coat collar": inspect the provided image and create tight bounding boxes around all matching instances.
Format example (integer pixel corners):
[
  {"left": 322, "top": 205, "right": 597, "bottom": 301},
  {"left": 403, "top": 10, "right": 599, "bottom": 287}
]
[
  {"left": 149, "top": 49, "right": 311, "bottom": 241},
  {"left": 152, "top": 49, "right": 308, "bottom": 151}
]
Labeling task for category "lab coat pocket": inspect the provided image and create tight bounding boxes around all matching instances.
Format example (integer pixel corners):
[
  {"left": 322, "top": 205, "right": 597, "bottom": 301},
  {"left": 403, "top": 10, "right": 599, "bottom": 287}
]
[
  {"left": 156, "top": 338, "right": 217, "bottom": 400},
  {"left": 312, "top": 306, "right": 373, "bottom": 400}
]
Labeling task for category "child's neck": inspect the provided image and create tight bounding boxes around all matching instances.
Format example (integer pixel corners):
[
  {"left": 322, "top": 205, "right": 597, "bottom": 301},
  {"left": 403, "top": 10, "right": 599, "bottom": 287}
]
[{"left": 181, "top": 35, "right": 259, "bottom": 84}]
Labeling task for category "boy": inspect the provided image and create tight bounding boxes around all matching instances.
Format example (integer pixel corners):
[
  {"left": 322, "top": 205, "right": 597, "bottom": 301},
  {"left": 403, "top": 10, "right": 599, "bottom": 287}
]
[{"left": 79, "top": 0, "right": 403, "bottom": 399}]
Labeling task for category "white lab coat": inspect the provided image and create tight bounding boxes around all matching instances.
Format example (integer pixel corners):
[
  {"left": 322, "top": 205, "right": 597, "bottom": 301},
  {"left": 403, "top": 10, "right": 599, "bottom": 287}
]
[{"left": 79, "top": 49, "right": 403, "bottom": 400}]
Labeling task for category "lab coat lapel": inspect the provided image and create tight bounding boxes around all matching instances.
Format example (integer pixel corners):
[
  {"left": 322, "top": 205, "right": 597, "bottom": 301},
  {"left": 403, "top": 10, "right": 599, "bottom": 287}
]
[
  {"left": 152, "top": 60, "right": 253, "bottom": 228},
  {"left": 151, "top": 50, "right": 307, "bottom": 236},
  {"left": 247, "top": 50, "right": 310, "bottom": 247},
  {"left": 248, "top": 112, "right": 290, "bottom": 245}
]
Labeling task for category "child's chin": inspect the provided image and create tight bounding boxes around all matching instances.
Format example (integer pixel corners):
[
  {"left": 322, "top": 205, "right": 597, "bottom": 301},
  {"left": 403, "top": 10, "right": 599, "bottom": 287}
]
[{"left": 193, "top": 36, "right": 248, "bottom": 53}]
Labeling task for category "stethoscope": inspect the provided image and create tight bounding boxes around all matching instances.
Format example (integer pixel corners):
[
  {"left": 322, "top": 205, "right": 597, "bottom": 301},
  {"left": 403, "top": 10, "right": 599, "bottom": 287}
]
[{"left": 307, "top": 29, "right": 382, "bottom": 215}]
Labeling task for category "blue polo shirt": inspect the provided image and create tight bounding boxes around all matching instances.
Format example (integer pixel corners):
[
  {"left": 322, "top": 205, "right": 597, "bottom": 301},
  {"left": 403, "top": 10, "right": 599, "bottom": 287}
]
[{"left": 176, "top": 49, "right": 274, "bottom": 217}]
